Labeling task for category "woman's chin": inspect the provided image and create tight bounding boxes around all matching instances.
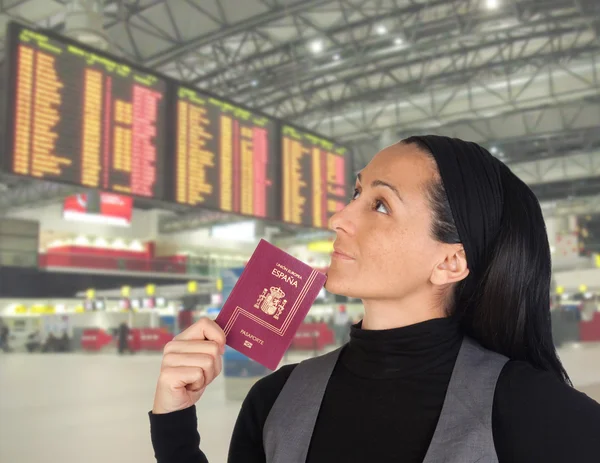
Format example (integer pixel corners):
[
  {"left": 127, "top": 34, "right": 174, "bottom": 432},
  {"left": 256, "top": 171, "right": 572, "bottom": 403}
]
[
  {"left": 324, "top": 271, "right": 354, "bottom": 297},
  {"left": 324, "top": 272, "right": 339, "bottom": 293}
]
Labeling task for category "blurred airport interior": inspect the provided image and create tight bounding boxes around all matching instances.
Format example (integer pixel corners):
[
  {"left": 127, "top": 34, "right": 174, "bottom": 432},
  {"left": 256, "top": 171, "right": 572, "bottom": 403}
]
[{"left": 1, "top": 0, "right": 600, "bottom": 462}]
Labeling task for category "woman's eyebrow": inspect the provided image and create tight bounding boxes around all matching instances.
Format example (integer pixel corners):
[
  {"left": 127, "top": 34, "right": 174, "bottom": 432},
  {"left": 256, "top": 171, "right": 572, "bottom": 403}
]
[{"left": 357, "top": 173, "right": 402, "bottom": 202}]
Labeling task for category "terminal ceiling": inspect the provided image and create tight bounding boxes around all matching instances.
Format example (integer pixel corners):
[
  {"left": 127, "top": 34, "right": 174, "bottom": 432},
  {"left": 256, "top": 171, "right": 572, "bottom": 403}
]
[{"left": 0, "top": 0, "right": 599, "bottom": 217}]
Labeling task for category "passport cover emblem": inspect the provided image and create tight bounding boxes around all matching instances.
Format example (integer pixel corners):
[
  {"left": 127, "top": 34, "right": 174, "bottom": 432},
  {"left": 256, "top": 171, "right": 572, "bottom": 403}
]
[
  {"left": 255, "top": 286, "right": 287, "bottom": 319},
  {"left": 215, "top": 239, "right": 327, "bottom": 370}
]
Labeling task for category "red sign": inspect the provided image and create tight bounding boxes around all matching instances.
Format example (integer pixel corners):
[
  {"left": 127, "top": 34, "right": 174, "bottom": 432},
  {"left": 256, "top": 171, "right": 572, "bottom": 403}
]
[
  {"left": 292, "top": 323, "right": 334, "bottom": 351},
  {"left": 63, "top": 192, "right": 133, "bottom": 226},
  {"left": 128, "top": 328, "right": 173, "bottom": 351},
  {"left": 80, "top": 328, "right": 113, "bottom": 351}
]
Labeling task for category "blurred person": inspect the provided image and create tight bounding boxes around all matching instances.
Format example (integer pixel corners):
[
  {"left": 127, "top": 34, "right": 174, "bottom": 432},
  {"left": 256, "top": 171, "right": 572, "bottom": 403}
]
[
  {"left": 117, "top": 322, "right": 132, "bottom": 355},
  {"left": 325, "top": 314, "right": 335, "bottom": 329},
  {"left": 0, "top": 318, "right": 11, "bottom": 353},
  {"left": 42, "top": 332, "right": 58, "bottom": 353},
  {"left": 148, "top": 136, "right": 600, "bottom": 462},
  {"left": 58, "top": 331, "right": 71, "bottom": 352},
  {"left": 26, "top": 330, "right": 42, "bottom": 352}
]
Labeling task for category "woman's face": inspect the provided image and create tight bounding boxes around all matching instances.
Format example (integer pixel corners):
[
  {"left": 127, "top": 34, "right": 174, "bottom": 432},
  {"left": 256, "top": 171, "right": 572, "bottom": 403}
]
[{"left": 325, "top": 143, "right": 457, "bottom": 301}]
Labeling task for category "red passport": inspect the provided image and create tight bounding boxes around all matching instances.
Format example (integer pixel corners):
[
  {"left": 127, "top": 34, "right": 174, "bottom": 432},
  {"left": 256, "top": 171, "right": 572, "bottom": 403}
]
[{"left": 215, "top": 239, "right": 327, "bottom": 370}]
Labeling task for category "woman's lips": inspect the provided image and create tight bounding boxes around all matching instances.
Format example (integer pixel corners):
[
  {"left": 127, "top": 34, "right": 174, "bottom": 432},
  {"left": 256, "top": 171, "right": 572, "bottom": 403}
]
[{"left": 332, "top": 249, "right": 355, "bottom": 261}]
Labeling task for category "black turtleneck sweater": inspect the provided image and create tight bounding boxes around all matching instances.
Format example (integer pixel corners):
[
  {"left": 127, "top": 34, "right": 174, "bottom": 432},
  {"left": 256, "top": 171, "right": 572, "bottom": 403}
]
[{"left": 150, "top": 319, "right": 600, "bottom": 462}]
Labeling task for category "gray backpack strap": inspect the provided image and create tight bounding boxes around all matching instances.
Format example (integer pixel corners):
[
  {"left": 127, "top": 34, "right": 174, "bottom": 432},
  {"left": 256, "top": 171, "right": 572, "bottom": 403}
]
[
  {"left": 263, "top": 347, "right": 343, "bottom": 463},
  {"left": 423, "top": 337, "right": 509, "bottom": 463}
]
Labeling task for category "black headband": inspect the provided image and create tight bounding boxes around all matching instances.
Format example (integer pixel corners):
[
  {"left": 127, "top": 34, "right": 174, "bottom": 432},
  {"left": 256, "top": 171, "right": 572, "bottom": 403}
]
[{"left": 410, "top": 135, "right": 505, "bottom": 282}]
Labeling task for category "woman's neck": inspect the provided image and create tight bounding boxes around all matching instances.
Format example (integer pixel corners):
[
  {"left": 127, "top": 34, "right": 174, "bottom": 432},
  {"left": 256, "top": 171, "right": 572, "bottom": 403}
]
[
  {"left": 361, "top": 294, "right": 447, "bottom": 330},
  {"left": 341, "top": 317, "right": 463, "bottom": 379}
]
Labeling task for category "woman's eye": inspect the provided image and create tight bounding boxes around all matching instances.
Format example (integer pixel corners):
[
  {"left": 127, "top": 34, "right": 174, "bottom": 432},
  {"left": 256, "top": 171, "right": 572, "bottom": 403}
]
[
  {"left": 351, "top": 189, "right": 388, "bottom": 214},
  {"left": 374, "top": 200, "right": 389, "bottom": 214}
]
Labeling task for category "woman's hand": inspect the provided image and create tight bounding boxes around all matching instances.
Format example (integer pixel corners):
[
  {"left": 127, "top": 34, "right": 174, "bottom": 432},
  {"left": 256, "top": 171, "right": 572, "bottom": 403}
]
[{"left": 152, "top": 318, "right": 226, "bottom": 414}]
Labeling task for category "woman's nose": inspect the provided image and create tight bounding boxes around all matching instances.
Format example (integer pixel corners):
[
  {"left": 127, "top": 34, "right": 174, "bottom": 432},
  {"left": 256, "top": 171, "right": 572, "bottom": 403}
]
[{"left": 328, "top": 204, "right": 356, "bottom": 235}]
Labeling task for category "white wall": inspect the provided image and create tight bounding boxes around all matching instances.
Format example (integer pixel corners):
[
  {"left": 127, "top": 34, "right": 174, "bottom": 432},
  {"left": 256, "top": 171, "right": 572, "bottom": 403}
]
[
  {"left": 553, "top": 268, "right": 600, "bottom": 292},
  {"left": 284, "top": 244, "right": 331, "bottom": 268},
  {"left": 544, "top": 215, "right": 559, "bottom": 249},
  {"left": 6, "top": 203, "right": 162, "bottom": 240},
  {"left": 158, "top": 228, "right": 258, "bottom": 254}
]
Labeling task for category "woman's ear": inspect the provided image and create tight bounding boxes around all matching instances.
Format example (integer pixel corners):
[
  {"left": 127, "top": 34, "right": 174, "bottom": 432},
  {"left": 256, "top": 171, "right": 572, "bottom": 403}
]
[{"left": 430, "top": 246, "right": 469, "bottom": 286}]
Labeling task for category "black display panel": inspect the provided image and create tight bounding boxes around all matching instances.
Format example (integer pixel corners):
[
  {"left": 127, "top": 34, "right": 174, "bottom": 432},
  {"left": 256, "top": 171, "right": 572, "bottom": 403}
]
[
  {"left": 3, "top": 22, "right": 167, "bottom": 198},
  {"left": 281, "top": 124, "right": 352, "bottom": 229},
  {"left": 172, "top": 86, "right": 280, "bottom": 220}
]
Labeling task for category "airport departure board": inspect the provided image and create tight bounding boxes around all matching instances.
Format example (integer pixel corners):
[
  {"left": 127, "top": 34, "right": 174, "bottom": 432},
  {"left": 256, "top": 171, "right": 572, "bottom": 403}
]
[
  {"left": 3, "top": 23, "right": 167, "bottom": 198},
  {"left": 282, "top": 125, "right": 351, "bottom": 229},
  {"left": 174, "top": 86, "right": 279, "bottom": 219}
]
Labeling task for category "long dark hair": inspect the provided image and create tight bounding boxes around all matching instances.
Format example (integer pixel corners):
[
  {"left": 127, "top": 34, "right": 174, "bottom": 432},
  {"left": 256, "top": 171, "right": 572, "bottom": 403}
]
[{"left": 402, "top": 137, "right": 571, "bottom": 385}]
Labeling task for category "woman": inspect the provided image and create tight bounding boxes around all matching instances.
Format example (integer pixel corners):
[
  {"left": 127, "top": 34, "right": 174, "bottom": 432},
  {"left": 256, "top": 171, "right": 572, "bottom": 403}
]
[{"left": 149, "top": 135, "right": 600, "bottom": 462}]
